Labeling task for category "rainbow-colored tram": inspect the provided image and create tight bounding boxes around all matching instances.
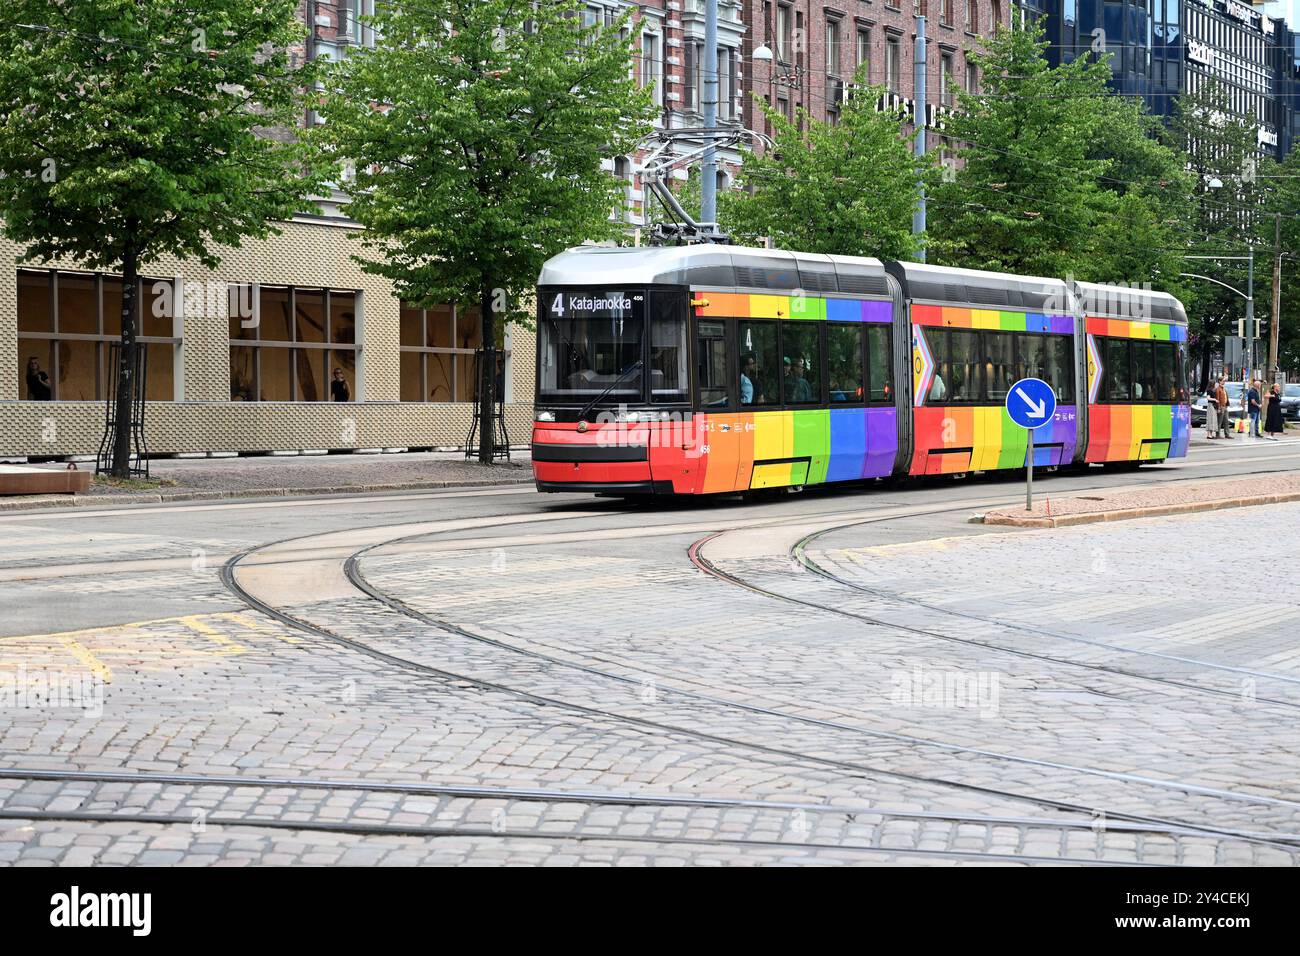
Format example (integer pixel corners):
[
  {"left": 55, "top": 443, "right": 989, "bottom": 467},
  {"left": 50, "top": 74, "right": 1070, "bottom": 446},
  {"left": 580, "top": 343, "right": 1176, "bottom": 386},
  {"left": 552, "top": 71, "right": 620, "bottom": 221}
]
[{"left": 531, "top": 245, "right": 1189, "bottom": 496}]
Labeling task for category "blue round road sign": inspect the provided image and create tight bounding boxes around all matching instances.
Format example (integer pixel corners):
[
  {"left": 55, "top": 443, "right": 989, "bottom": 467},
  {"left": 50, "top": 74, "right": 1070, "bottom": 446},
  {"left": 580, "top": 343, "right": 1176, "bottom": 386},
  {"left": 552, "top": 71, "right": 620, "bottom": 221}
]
[{"left": 1005, "top": 377, "right": 1057, "bottom": 430}]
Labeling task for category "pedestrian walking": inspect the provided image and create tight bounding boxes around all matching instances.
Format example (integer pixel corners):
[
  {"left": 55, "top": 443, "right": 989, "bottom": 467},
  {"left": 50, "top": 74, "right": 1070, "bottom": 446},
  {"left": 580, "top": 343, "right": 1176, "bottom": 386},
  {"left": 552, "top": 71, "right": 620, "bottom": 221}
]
[
  {"left": 1215, "top": 376, "right": 1233, "bottom": 439},
  {"left": 1248, "top": 379, "right": 1263, "bottom": 438},
  {"left": 1265, "top": 382, "right": 1285, "bottom": 440}
]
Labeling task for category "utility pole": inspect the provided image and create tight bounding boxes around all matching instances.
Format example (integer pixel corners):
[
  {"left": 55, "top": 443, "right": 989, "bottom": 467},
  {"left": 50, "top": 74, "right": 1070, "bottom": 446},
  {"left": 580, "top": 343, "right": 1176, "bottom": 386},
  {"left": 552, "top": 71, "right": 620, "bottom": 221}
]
[
  {"left": 700, "top": 0, "right": 719, "bottom": 232},
  {"left": 1246, "top": 246, "right": 1255, "bottom": 382},
  {"left": 1271, "top": 211, "right": 1282, "bottom": 381},
  {"left": 912, "top": 15, "right": 927, "bottom": 261}
]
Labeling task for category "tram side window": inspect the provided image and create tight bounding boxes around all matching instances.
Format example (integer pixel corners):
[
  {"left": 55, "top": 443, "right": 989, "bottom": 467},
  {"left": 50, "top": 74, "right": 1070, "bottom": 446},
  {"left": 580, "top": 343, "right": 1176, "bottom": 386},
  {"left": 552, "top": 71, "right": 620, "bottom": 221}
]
[
  {"left": 1047, "top": 335, "right": 1075, "bottom": 403},
  {"left": 1103, "top": 337, "right": 1132, "bottom": 403},
  {"left": 867, "top": 326, "right": 893, "bottom": 403},
  {"left": 696, "top": 319, "right": 730, "bottom": 407},
  {"left": 827, "top": 324, "right": 864, "bottom": 402},
  {"left": 985, "top": 331, "right": 1015, "bottom": 403},
  {"left": 650, "top": 295, "right": 688, "bottom": 403},
  {"left": 926, "top": 328, "right": 949, "bottom": 403},
  {"left": 1131, "top": 341, "right": 1157, "bottom": 401},
  {"left": 781, "top": 323, "right": 822, "bottom": 404},
  {"left": 948, "top": 330, "right": 981, "bottom": 402},
  {"left": 1154, "top": 342, "right": 1180, "bottom": 401},
  {"left": 1015, "top": 333, "right": 1045, "bottom": 384},
  {"left": 738, "top": 320, "right": 780, "bottom": 406},
  {"left": 1175, "top": 343, "right": 1189, "bottom": 398}
]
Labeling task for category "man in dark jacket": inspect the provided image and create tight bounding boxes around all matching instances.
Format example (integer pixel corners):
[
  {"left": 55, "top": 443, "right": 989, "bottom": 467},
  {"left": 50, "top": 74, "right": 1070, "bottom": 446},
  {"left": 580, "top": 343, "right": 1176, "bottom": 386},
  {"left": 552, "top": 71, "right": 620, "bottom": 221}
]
[{"left": 26, "top": 357, "right": 51, "bottom": 400}]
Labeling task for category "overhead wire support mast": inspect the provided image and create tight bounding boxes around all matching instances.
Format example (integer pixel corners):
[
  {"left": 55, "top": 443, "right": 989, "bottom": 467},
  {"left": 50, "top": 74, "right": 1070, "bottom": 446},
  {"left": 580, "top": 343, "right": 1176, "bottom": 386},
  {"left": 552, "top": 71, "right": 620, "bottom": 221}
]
[{"left": 700, "top": 0, "right": 719, "bottom": 235}]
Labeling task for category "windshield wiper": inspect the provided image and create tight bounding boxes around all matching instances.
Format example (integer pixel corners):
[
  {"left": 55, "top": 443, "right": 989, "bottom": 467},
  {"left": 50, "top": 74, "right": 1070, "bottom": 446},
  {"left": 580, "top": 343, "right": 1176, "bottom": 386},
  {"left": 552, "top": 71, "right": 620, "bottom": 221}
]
[{"left": 577, "top": 360, "right": 643, "bottom": 421}]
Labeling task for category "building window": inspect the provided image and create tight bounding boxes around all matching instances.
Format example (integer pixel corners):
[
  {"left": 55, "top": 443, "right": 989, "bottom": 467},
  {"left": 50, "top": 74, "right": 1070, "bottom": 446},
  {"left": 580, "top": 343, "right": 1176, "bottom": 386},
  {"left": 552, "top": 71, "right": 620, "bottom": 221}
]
[
  {"left": 399, "top": 304, "right": 509, "bottom": 403},
  {"left": 641, "top": 32, "right": 663, "bottom": 107},
  {"left": 966, "top": 61, "right": 978, "bottom": 93},
  {"left": 856, "top": 27, "right": 871, "bottom": 77},
  {"left": 826, "top": 19, "right": 842, "bottom": 77},
  {"left": 965, "top": 0, "right": 977, "bottom": 32},
  {"left": 991, "top": 0, "right": 1002, "bottom": 28},
  {"left": 18, "top": 269, "right": 177, "bottom": 402},
  {"left": 943, "top": 0, "right": 954, "bottom": 26},
  {"left": 713, "top": 47, "right": 739, "bottom": 120},
  {"left": 612, "top": 156, "right": 634, "bottom": 220},
  {"left": 684, "top": 39, "right": 701, "bottom": 111},
  {"left": 776, "top": 3, "right": 792, "bottom": 63},
  {"left": 229, "top": 286, "right": 358, "bottom": 402},
  {"left": 886, "top": 36, "right": 901, "bottom": 92},
  {"left": 941, "top": 53, "right": 955, "bottom": 106}
]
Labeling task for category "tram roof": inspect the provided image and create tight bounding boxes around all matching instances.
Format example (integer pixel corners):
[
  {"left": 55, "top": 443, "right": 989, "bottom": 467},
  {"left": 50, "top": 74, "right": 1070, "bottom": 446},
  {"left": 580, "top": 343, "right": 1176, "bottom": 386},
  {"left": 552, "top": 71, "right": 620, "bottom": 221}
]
[
  {"left": 539, "top": 246, "right": 1187, "bottom": 325},
  {"left": 539, "top": 244, "right": 894, "bottom": 297},
  {"left": 884, "top": 261, "right": 1069, "bottom": 313},
  {"left": 1073, "top": 280, "right": 1187, "bottom": 325}
]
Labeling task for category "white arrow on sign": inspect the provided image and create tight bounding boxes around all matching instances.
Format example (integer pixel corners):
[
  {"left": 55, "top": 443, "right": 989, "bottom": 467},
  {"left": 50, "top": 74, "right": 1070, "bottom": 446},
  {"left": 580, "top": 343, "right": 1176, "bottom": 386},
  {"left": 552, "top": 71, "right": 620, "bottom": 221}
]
[{"left": 1015, "top": 386, "right": 1047, "bottom": 419}]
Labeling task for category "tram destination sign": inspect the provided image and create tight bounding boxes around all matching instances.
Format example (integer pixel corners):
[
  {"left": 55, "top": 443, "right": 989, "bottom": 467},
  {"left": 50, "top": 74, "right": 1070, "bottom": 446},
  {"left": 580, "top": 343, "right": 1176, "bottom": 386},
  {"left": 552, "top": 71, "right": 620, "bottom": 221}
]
[{"left": 546, "top": 290, "right": 644, "bottom": 320}]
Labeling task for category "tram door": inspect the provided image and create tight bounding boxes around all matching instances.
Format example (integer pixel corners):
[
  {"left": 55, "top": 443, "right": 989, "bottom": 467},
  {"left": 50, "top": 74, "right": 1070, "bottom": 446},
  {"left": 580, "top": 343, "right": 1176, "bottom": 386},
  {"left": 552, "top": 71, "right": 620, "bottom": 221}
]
[{"left": 693, "top": 317, "right": 747, "bottom": 493}]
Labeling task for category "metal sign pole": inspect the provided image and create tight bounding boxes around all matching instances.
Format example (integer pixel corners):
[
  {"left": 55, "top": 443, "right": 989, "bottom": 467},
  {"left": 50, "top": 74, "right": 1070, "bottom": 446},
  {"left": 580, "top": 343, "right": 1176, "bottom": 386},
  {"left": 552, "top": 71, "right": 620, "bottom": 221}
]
[{"left": 1026, "top": 428, "right": 1034, "bottom": 512}]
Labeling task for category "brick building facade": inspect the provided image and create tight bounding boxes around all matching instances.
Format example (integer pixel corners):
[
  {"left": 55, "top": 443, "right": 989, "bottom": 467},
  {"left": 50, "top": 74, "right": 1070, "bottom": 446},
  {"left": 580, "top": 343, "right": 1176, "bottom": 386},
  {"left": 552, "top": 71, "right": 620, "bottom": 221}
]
[{"left": 744, "top": 0, "right": 1011, "bottom": 152}]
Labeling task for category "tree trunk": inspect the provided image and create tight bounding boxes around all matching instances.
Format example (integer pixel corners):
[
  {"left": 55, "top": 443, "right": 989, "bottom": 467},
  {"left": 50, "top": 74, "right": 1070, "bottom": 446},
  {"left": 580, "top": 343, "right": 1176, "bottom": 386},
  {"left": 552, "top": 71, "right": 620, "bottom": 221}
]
[
  {"left": 111, "top": 241, "right": 140, "bottom": 478},
  {"left": 477, "top": 280, "right": 496, "bottom": 465}
]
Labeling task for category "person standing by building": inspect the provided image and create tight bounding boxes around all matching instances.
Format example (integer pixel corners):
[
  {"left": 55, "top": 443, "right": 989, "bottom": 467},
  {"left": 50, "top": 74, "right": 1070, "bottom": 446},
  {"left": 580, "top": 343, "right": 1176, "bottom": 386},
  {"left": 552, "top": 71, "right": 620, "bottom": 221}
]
[
  {"left": 25, "top": 357, "right": 51, "bottom": 401},
  {"left": 1264, "top": 382, "right": 1285, "bottom": 440},
  {"left": 1247, "top": 378, "right": 1263, "bottom": 438},
  {"left": 330, "top": 367, "right": 350, "bottom": 402}
]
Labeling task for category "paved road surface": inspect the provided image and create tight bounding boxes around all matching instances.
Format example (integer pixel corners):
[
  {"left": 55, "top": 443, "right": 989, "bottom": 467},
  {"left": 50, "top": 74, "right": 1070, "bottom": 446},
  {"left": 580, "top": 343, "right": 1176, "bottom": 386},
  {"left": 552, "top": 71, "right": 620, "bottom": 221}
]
[{"left": 2, "top": 439, "right": 1299, "bottom": 865}]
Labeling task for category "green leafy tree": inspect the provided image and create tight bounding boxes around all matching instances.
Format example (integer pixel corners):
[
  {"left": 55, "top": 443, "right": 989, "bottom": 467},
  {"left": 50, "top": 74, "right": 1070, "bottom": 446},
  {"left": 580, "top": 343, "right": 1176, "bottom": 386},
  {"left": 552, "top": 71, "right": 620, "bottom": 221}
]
[
  {"left": 928, "top": 20, "right": 1113, "bottom": 276},
  {"left": 0, "top": 1, "right": 325, "bottom": 476},
  {"left": 725, "top": 76, "right": 929, "bottom": 258},
  {"left": 1082, "top": 94, "right": 1194, "bottom": 297},
  {"left": 1259, "top": 149, "right": 1300, "bottom": 376},
  {"left": 318, "top": 0, "right": 654, "bottom": 462},
  {"left": 1166, "top": 81, "right": 1262, "bottom": 391}
]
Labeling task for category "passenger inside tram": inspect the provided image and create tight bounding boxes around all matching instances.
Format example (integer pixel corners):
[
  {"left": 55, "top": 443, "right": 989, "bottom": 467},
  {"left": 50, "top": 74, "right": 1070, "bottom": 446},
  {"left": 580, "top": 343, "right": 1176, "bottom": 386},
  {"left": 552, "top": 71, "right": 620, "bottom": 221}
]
[{"left": 740, "top": 352, "right": 757, "bottom": 405}]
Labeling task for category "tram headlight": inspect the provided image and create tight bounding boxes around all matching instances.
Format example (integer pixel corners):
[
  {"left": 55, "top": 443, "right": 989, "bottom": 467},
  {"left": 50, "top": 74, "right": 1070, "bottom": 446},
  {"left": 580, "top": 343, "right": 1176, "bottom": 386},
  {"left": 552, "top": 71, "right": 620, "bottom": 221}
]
[{"left": 535, "top": 410, "right": 555, "bottom": 422}]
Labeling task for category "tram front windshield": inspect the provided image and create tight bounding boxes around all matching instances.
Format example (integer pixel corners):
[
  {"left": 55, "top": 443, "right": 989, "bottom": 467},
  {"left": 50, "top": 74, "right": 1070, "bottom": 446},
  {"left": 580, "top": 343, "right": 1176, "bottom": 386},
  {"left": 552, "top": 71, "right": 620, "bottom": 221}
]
[{"left": 538, "top": 289, "right": 688, "bottom": 406}]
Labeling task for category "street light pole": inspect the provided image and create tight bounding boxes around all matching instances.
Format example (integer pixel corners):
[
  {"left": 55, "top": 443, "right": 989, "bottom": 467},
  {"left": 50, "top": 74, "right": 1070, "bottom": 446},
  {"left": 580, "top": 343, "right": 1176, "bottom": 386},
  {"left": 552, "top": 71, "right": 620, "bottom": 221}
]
[
  {"left": 912, "top": 15, "right": 927, "bottom": 261},
  {"left": 700, "top": 0, "right": 719, "bottom": 231}
]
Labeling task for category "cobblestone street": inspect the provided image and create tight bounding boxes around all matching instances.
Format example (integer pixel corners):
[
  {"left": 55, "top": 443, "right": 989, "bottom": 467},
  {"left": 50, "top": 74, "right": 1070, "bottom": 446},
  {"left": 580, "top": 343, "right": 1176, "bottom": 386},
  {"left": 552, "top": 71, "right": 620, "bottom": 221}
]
[{"left": 3, "top": 445, "right": 1300, "bottom": 865}]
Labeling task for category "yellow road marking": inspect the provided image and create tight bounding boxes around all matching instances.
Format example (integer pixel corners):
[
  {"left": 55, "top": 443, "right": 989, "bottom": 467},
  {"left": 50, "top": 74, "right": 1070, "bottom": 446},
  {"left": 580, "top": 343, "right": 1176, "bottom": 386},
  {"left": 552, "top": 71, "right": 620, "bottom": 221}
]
[
  {"left": 0, "top": 613, "right": 225, "bottom": 644},
  {"left": 177, "top": 616, "right": 247, "bottom": 655},
  {"left": 55, "top": 637, "right": 113, "bottom": 683}
]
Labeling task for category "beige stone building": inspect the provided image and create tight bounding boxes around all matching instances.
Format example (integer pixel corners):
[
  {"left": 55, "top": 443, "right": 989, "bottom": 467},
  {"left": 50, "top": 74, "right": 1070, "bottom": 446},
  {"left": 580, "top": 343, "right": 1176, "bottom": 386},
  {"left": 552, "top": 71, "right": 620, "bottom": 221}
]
[{"left": 0, "top": 217, "right": 535, "bottom": 459}]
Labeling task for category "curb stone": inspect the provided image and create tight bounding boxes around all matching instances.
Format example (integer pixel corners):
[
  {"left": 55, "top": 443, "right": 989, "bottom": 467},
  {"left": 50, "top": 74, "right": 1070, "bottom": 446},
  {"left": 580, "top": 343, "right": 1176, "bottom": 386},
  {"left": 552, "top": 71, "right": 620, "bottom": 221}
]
[
  {"left": 981, "top": 491, "right": 1300, "bottom": 529},
  {"left": 0, "top": 476, "right": 535, "bottom": 512}
]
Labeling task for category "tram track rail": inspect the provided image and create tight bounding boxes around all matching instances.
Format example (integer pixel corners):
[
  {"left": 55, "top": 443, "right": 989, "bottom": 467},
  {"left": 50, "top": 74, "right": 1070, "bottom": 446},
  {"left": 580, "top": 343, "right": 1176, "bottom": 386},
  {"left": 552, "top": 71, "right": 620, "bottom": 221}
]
[
  {"left": 9, "top": 457, "right": 1294, "bottom": 863},
  {"left": 0, "top": 766, "right": 1279, "bottom": 865},
  {"left": 206, "top": 507, "right": 1300, "bottom": 857},
  {"left": 791, "top": 521, "right": 1300, "bottom": 699},
  {"left": 0, "top": 810, "right": 1139, "bottom": 866}
]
